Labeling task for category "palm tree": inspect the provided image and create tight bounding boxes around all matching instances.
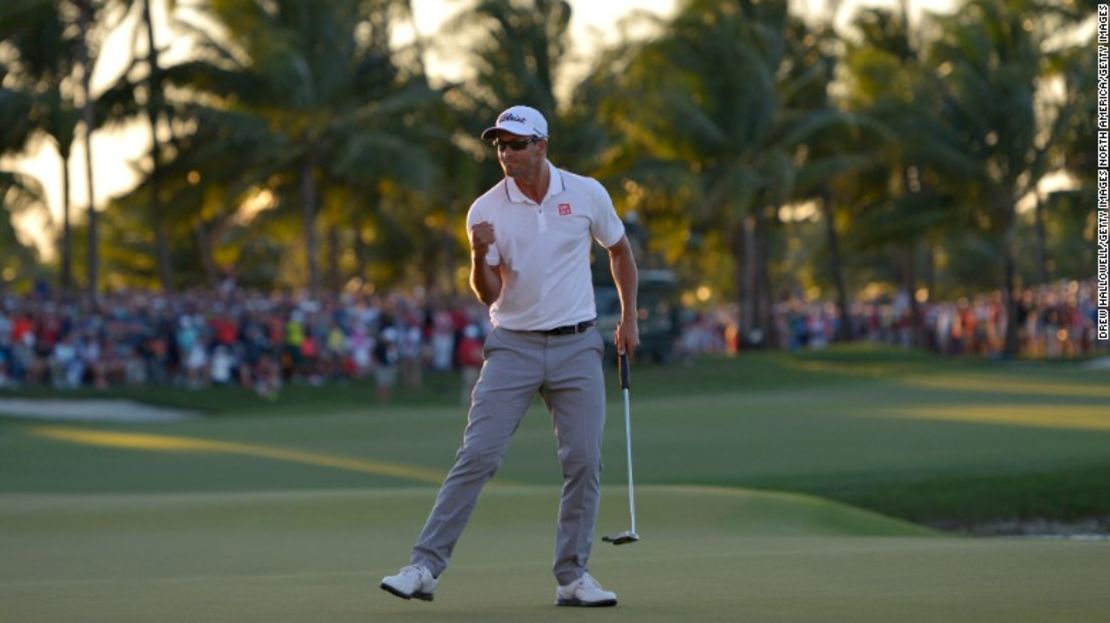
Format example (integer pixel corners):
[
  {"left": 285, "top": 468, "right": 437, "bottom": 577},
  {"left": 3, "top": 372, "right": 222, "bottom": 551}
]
[
  {"left": 0, "top": 170, "right": 45, "bottom": 287},
  {"left": 137, "top": 0, "right": 174, "bottom": 291},
  {"left": 89, "top": 0, "right": 182, "bottom": 290},
  {"left": 74, "top": 0, "right": 102, "bottom": 298},
  {"left": 838, "top": 6, "right": 960, "bottom": 347},
  {"left": 0, "top": 65, "right": 44, "bottom": 287},
  {"left": 607, "top": 0, "right": 874, "bottom": 347},
  {"left": 441, "top": 0, "right": 578, "bottom": 207},
  {"left": 0, "top": 0, "right": 81, "bottom": 291},
  {"left": 1042, "top": 40, "right": 1097, "bottom": 280},
  {"left": 923, "top": 0, "right": 1065, "bottom": 356},
  {"left": 1026, "top": 0, "right": 1091, "bottom": 284},
  {"left": 103, "top": 102, "right": 285, "bottom": 287},
  {"left": 154, "top": 0, "right": 440, "bottom": 294},
  {"left": 786, "top": 4, "right": 896, "bottom": 344},
  {"left": 446, "top": 0, "right": 570, "bottom": 128}
]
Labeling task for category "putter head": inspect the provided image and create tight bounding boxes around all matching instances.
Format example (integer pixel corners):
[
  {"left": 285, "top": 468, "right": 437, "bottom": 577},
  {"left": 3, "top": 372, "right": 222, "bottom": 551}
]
[{"left": 602, "top": 530, "right": 640, "bottom": 545}]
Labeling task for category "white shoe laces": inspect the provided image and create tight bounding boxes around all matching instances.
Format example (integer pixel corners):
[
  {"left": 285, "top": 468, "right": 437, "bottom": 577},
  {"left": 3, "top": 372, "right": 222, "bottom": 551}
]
[
  {"left": 399, "top": 564, "right": 426, "bottom": 579},
  {"left": 579, "top": 573, "right": 602, "bottom": 591}
]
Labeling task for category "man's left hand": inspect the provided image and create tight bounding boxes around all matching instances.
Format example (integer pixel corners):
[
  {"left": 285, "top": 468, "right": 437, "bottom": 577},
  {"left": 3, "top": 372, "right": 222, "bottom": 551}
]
[{"left": 614, "top": 315, "right": 640, "bottom": 358}]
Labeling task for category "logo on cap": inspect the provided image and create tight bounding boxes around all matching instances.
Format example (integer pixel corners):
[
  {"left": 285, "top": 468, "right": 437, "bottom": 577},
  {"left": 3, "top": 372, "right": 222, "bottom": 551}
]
[
  {"left": 482, "top": 105, "right": 548, "bottom": 141},
  {"left": 500, "top": 112, "right": 528, "bottom": 124}
]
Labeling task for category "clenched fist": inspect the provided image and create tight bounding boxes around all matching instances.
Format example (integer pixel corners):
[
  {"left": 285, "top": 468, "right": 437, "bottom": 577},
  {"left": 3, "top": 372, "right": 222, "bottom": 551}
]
[{"left": 470, "top": 221, "right": 496, "bottom": 258}]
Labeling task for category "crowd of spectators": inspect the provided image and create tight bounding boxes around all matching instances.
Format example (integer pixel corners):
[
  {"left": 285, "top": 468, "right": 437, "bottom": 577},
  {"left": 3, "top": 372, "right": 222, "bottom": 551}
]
[
  {"left": 0, "top": 279, "right": 1104, "bottom": 395},
  {"left": 672, "top": 280, "right": 1106, "bottom": 360},
  {"left": 0, "top": 284, "right": 490, "bottom": 402}
]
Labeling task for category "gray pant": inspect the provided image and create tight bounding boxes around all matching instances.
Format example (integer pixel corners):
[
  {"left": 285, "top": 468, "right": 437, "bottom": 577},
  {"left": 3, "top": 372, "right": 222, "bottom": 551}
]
[{"left": 411, "top": 326, "right": 606, "bottom": 585}]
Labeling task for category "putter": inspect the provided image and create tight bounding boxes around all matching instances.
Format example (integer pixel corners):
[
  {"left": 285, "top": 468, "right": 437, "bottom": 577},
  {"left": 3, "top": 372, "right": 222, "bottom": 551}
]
[{"left": 603, "top": 352, "right": 639, "bottom": 545}]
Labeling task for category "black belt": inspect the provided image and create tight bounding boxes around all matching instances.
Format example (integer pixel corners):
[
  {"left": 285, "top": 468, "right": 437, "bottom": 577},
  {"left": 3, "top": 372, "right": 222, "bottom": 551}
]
[{"left": 536, "top": 319, "right": 596, "bottom": 336}]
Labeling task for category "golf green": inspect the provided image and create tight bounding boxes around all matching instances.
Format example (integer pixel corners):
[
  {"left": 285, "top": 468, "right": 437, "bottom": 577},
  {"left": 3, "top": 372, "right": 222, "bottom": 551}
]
[
  {"left": 2, "top": 486, "right": 1108, "bottom": 622},
  {"left": 3, "top": 349, "right": 1109, "bottom": 621}
]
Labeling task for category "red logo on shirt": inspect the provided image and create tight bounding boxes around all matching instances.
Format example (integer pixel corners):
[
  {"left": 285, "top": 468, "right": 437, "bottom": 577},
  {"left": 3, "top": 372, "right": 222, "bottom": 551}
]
[{"left": 558, "top": 203, "right": 572, "bottom": 215}]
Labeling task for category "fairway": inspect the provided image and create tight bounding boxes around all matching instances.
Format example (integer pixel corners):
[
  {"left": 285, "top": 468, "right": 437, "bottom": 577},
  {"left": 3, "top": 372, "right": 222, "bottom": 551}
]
[
  {"left": 2, "top": 350, "right": 1110, "bottom": 622},
  {"left": 3, "top": 486, "right": 1108, "bottom": 623}
]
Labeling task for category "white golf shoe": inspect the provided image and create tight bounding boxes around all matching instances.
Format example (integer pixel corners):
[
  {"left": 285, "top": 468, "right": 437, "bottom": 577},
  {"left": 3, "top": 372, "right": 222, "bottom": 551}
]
[
  {"left": 380, "top": 564, "right": 438, "bottom": 601},
  {"left": 555, "top": 572, "right": 618, "bottom": 607}
]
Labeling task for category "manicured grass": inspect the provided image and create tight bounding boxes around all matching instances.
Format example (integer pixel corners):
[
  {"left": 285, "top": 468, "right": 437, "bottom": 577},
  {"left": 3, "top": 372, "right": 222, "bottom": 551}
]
[
  {"left": 3, "top": 346, "right": 1109, "bottom": 621},
  {"left": 4, "top": 486, "right": 1109, "bottom": 623},
  {"left": 2, "top": 346, "right": 1108, "bottom": 525}
]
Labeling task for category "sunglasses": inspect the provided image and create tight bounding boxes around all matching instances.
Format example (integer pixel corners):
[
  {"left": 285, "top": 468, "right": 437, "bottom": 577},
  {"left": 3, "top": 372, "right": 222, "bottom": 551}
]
[{"left": 491, "top": 137, "right": 539, "bottom": 152}]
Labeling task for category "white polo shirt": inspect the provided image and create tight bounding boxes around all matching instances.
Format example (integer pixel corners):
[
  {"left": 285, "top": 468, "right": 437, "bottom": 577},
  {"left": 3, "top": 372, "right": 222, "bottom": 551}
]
[{"left": 466, "top": 161, "right": 625, "bottom": 331}]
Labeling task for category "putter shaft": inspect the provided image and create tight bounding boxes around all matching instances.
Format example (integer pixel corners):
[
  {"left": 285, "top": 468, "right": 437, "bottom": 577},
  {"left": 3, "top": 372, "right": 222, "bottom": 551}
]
[
  {"left": 607, "top": 353, "right": 638, "bottom": 546},
  {"left": 622, "top": 385, "right": 636, "bottom": 535}
]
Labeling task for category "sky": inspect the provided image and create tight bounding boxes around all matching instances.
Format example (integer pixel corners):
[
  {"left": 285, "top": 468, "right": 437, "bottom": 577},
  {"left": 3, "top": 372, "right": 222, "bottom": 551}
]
[{"left": 5, "top": 0, "right": 958, "bottom": 258}]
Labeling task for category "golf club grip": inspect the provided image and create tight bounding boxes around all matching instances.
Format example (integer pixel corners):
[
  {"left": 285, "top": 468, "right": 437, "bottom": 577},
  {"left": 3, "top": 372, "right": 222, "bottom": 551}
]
[{"left": 619, "top": 353, "right": 630, "bottom": 389}]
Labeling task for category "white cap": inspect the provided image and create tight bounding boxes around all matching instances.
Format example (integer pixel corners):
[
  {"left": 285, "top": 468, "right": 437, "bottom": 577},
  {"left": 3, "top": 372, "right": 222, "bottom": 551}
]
[{"left": 481, "top": 105, "right": 549, "bottom": 141}]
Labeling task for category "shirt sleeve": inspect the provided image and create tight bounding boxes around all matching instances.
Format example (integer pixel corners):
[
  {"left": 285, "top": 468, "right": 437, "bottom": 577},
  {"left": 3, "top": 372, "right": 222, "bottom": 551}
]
[
  {"left": 466, "top": 201, "right": 500, "bottom": 266},
  {"left": 588, "top": 179, "right": 626, "bottom": 248}
]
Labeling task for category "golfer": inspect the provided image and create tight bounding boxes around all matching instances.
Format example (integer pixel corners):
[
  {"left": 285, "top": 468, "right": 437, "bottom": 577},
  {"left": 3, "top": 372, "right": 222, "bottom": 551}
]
[{"left": 381, "top": 105, "right": 639, "bottom": 607}]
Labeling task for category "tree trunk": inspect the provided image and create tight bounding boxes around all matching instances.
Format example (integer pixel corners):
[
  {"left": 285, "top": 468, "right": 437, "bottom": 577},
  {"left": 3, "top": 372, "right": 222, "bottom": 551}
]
[
  {"left": 77, "top": 3, "right": 98, "bottom": 299},
  {"left": 1000, "top": 203, "right": 1020, "bottom": 358},
  {"left": 922, "top": 243, "right": 935, "bottom": 297},
  {"left": 327, "top": 223, "right": 340, "bottom": 292},
  {"left": 754, "top": 207, "right": 777, "bottom": 348},
  {"left": 60, "top": 153, "right": 72, "bottom": 292},
  {"left": 300, "top": 150, "right": 319, "bottom": 296},
  {"left": 730, "top": 221, "right": 746, "bottom": 344},
  {"left": 354, "top": 219, "right": 368, "bottom": 283},
  {"left": 194, "top": 220, "right": 218, "bottom": 287},
  {"left": 1032, "top": 189, "right": 1050, "bottom": 285},
  {"left": 353, "top": 191, "right": 378, "bottom": 284},
  {"left": 741, "top": 215, "right": 757, "bottom": 344},
  {"left": 901, "top": 243, "right": 925, "bottom": 349},
  {"left": 897, "top": 169, "right": 925, "bottom": 346},
  {"left": 142, "top": 0, "right": 173, "bottom": 292},
  {"left": 819, "top": 192, "right": 853, "bottom": 341}
]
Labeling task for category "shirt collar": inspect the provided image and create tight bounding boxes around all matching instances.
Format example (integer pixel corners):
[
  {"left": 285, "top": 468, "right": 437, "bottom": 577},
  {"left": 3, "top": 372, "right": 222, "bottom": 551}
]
[{"left": 505, "top": 160, "right": 564, "bottom": 205}]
